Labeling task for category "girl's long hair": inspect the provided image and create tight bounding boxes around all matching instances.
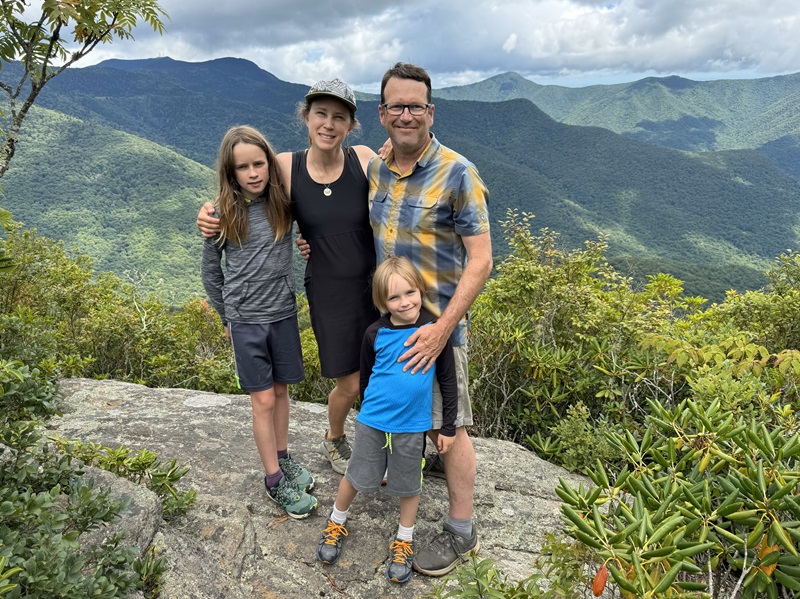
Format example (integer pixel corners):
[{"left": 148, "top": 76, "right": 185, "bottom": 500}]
[{"left": 216, "top": 125, "right": 291, "bottom": 245}]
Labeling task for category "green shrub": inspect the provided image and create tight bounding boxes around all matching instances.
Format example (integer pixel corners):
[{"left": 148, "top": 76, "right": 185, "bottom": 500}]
[
  {"left": 0, "top": 360, "right": 57, "bottom": 425},
  {"left": 0, "top": 422, "right": 137, "bottom": 599},
  {"left": 558, "top": 327, "right": 800, "bottom": 597},
  {"left": 428, "top": 533, "right": 594, "bottom": 598},
  {"left": 468, "top": 211, "right": 702, "bottom": 468}
]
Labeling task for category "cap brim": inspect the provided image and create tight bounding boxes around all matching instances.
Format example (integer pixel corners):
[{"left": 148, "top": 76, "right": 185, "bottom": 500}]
[{"left": 305, "top": 91, "right": 357, "bottom": 113}]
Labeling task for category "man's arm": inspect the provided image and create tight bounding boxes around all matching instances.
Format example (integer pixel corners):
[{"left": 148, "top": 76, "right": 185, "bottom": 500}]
[{"left": 401, "top": 231, "right": 492, "bottom": 373}]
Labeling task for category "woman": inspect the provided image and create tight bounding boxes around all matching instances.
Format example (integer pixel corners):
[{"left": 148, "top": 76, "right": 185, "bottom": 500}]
[{"left": 197, "top": 79, "right": 379, "bottom": 475}]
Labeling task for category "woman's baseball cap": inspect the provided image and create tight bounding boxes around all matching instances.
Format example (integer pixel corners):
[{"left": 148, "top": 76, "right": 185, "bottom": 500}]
[{"left": 305, "top": 78, "right": 357, "bottom": 113}]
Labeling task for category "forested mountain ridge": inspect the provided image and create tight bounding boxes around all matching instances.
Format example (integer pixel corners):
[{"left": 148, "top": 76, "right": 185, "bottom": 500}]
[
  {"left": 2, "top": 57, "right": 800, "bottom": 302},
  {"left": 433, "top": 70, "right": 800, "bottom": 153}
]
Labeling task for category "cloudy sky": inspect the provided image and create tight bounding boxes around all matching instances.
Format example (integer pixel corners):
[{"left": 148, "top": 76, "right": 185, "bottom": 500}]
[{"left": 79, "top": 0, "right": 800, "bottom": 91}]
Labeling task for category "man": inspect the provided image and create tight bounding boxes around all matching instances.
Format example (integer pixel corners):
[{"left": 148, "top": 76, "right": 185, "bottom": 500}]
[{"left": 368, "top": 62, "right": 492, "bottom": 577}]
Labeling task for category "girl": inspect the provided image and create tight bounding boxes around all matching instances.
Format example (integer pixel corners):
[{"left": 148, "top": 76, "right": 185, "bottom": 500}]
[
  {"left": 315, "top": 257, "right": 457, "bottom": 583},
  {"left": 201, "top": 125, "right": 317, "bottom": 519},
  {"left": 198, "top": 80, "right": 380, "bottom": 476}
]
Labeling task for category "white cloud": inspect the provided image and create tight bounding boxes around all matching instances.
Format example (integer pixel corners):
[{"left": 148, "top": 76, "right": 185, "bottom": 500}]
[
  {"left": 71, "top": 0, "right": 800, "bottom": 89},
  {"left": 503, "top": 33, "right": 518, "bottom": 53}
]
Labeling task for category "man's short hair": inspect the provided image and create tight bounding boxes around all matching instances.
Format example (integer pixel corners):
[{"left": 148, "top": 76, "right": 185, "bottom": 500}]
[{"left": 380, "top": 62, "right": 432, "bottom": 104}]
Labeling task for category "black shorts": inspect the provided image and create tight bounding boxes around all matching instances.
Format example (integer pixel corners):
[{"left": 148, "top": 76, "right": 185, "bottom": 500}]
[{"left": 229, "top": 318, "right": 304, "bottom": 392}]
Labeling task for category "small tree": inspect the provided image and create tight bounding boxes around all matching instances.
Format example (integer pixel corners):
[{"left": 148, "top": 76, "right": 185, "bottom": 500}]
[{"left": 0, "top": 0, "right": 167, "bottom": 177}]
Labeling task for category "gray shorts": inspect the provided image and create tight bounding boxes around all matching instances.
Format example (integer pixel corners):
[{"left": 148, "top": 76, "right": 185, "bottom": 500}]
[
  {"left": 229, "top": 318, "right": 304, "bottom": 392},
  {"left": 432, "top": 344, "right": 472, "bottom": 428},
  {"left": 345, "top": 421, "right": 425, "bottom": 497}
]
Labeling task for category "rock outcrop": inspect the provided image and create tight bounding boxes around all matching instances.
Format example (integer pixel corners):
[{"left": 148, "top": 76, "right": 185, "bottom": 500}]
[{"left": 49, "top": 378, "right": 587, "bottom": 598}]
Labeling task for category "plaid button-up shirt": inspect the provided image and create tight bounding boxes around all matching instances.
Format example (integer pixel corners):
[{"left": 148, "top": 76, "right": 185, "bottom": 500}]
[{"left": 368, "top": 134, "right": 490, "bottom": 346}]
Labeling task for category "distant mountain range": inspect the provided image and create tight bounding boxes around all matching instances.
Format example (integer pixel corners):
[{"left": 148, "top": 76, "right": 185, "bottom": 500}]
[{"left": 2, "top": 57, "right": 800, "bottom": 303}]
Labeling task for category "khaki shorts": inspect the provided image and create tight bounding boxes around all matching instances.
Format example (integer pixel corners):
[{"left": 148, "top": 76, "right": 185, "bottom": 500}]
[{"left": 432, "top": 344, "right": 471, "bottom": 429}]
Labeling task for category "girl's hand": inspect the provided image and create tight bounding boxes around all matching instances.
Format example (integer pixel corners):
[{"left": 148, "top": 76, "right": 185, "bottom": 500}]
[{"left": 437, "top": 434, "right": 454, "bottom": 454}]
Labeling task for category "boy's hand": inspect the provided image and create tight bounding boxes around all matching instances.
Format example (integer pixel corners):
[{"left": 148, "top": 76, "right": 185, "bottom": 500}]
[{"left": 437, "top": 434, "right": 454, "bottom": 454}]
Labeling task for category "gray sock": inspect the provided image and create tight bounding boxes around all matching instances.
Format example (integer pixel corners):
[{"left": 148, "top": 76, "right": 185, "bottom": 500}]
[{"left": 447, "top": 516, "right": 472, "bottom": 538}]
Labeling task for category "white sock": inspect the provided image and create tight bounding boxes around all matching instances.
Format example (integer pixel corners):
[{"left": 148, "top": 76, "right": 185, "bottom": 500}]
[
  {"left": 331, "top": 502, "right": 350, "bottom": 525},
  {"left": 396, "top": 523, "right": 414, "bottom": 541}
]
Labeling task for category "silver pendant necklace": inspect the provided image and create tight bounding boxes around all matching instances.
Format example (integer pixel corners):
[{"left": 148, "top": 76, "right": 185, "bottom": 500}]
[{"left": 308, "top": 153, "right": 338, "bottom": 197}]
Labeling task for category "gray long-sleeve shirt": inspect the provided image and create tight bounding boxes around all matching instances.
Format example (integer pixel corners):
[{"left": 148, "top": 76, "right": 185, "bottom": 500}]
[{"left": 201, "top": 197, "right": 296, "bottom": 325}]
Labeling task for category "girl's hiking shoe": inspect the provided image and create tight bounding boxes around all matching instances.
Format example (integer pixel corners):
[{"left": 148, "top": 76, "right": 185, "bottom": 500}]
[
  {"left": 316, "top": 517, "right": 349, "bottom": 564},
  {"left": 386, "top": 538, "right": 415, "bottom": 583},
  {"left": 278, "top": 454, "right": 315, "bottom": 493},
  {"left": 265, "top": 475, "right": 317, "bottom": 519}
]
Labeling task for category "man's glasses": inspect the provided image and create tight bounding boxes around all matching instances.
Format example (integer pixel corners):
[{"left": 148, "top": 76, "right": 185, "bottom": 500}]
[{"left": 381, "top": 103, "right": 431, "bottom": 116}]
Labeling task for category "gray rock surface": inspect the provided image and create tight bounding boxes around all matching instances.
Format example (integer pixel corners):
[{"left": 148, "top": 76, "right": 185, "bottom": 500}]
[{"left": 49, "top": 378, "right": 588, "bottom": 598}]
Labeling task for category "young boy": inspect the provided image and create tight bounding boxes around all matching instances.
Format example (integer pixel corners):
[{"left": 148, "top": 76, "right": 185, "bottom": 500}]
[{"left": 315, "top": 257, "right": 457, "bottom": 583}]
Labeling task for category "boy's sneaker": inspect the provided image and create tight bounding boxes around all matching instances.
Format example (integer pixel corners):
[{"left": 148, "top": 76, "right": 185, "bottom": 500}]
[
  {"left": 265, "top": 475, "right": 317, "bottom": 519},
  {"left": 322, "top": 431, "right": 351, "bottom": 474},
  {"left": 422, "top": 451, "right": 446, "bottom": 479},
  {"left": 316, "top": 517, "right": 349, "bottom": 565},
  {"left": 386, "top": 538, "right": 415, "bottom": 583},
  {"left": 413, "top": 522, "right": 479, "bottom": 577},
  {"left": 279, "top": 454, "right": 315, "bottom": 493}
]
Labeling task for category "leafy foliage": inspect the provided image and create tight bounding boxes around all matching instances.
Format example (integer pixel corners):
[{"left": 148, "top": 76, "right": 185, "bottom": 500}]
[
  {"left": 49, "top": 437, "right": 197, "bottom": 518},
  {"left": 428, "top": 534, "right": 594, "bottom": 598},
  {"left": 468, "top": 210, "right": 704, "bottom": 471},
  {"left": 0, "top": 365, "right": 137, "bottom": 598}
]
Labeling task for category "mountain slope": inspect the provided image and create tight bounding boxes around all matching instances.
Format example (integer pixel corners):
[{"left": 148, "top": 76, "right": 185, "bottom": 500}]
[{"left": 0, "top": 106, "right": 213, "bottom": 301}]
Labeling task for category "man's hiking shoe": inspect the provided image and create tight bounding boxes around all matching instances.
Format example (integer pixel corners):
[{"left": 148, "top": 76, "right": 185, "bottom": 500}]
[
  {"left": 386, "top": 538, "right": 415, "bottom": 583},
  {"left": 422, "top": 451, "right": 446, "bottom": 479},
  {"left": 265, "top": 475, "right": 317, "bottom": 519},
  {"left": 316, "top": 517, "right": 348, "bottom": 564},
  {"left": 279, "top": 454, "right": 315, "bottom": 493},
  {"left": 322, "top": 431, "right": 351, "bottom": 474},
  {"left": 413, "top": 522, "right": 479, "bottom": 577}
]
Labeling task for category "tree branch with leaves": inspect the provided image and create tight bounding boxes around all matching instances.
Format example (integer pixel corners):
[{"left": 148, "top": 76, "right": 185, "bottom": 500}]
[{"left": 0, "top": 0, "right": 167, "bottom": 178}]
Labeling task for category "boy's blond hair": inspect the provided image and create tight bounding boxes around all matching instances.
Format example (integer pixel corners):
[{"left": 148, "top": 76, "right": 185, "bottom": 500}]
[{"left": 372, "top": 256, "right": 426, "bottom": 314}]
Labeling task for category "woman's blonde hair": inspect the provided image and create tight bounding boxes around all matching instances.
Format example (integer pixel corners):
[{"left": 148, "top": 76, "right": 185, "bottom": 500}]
[
  {"left": 215, "top": 125, "right": 291, "bottom": 245},
  {"left": 371, "top": 257, "right": 426, "bottom": 314}
]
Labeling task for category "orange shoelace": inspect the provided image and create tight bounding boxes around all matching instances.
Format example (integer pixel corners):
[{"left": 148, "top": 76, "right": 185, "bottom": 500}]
[
  {"left": 322, "top": 520, "right": 348, "bottom": 545},
  {"left": 389, "top": 539, "right": 414, "bottom": 564}
]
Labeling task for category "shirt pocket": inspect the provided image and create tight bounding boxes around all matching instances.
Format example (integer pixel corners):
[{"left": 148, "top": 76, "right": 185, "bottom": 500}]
[
  {"left": 400, "top": 194, "right": 441, "bottom": 232},
  {"left": 369, "top": 190, "right": 391, "bottom": 229}
]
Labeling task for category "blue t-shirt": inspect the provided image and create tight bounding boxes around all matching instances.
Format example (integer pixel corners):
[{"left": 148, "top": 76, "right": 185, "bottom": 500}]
[{"left": 357, "top": 308, "right": 457, "bottom": 435}]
